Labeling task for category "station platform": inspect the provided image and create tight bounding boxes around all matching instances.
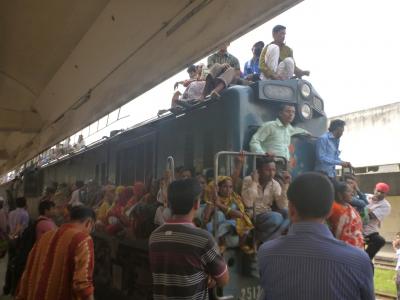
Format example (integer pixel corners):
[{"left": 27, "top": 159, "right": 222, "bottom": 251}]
[
  {"left": 0, "top": 256, "right": 10, "bottom": 300},
  {"left": 0, "top": 243, "right": 395, "bottom": 300},
  {"left": 376, "top": 242, "right": 397, "bottom": 264}
]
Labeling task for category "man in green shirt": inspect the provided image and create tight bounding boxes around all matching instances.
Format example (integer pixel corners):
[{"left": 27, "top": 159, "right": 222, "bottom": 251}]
[
  {"left": 259, "top": 25, "right": 309, "bottom": 80},
  {"left": 207, "top": 42, "right": 240, "bottom": 72},
  {"left": 249, "top": 104, "right": 309, "bottom": 160}
]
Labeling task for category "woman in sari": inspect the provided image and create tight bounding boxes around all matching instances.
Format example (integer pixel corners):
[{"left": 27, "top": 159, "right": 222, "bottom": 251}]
[
  {"left": 327, "top": 181, "right": 364, "bottom": 249},
  {"left": 124, "top": 182, "right": 145, "bottom": 216},
  {"left": 106, "top": 186, "right": 132, "bottom": 235},
  {"left": 204, "top": 176, "right": 254, "bottom": 253}
]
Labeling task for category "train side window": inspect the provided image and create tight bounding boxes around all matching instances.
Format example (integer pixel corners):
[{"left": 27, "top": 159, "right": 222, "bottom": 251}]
[
  {"left": 203, "top": 130, "right": 214, "bottom": 168},
  {"left": 135, "top": 143, "right": 145, "bottom": 182},
  {"left": 95, "top": 164, "right": 99, "bottom": 184},
  {"left": 116, "top": 152, "right": 121, "bottom": 184},
  {"left": 118, "top": 147, "right": 135, "bottom": 185},
  {"left": 145, "top": 141, "right": 154, "bottom": 182},
  {"left": 101, "top": 163, "right": 106, "bottom": 185},
  {"left": 108, "top": 108, "right": 120, "bottom": 125},
  {"left": 126, "top": 147, "right": 136, "bottom": 185},
  {"left": 184, "top": 135, "right": 194, "bottom": 169}
]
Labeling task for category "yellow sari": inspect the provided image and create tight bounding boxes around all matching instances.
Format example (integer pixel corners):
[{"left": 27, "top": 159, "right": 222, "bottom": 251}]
[{"left": 205, "top": 176, "right": 253, "bottom": 236}]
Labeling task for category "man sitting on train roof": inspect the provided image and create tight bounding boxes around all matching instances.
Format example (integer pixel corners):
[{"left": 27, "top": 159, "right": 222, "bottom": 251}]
[
  {"left": 259, "top": 25, "right": 310, "bottom": 80},
  {"left": 207, "top": 42, "right": 241, "bottom": 74},
  {"left": 174, "top": 65, "right": 200, "bottom": 90},
  {"left": 201, "top": 63, "right": 241, "bottom": 99},
  {"left": 73, "top": 134, "right": 85, "bottom": 151},
  {"left": 242, "top": 157, "right": 290, "bottom": 243},
  {"left": 169, "top": 62, "right": 237, "bottom": 109},
  {"left": 171, "top": 65, "right": 206, "bottom": 108},
  {"left": 243, "top": 41, "right": 265, "bottom": 82},
  {"left": 249, "top": 104, "right": 310, "bottom": 161}
]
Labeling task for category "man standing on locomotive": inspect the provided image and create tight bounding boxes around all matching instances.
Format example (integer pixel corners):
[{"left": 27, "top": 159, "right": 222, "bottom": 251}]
[
  {"left": 249, "top": 104, "right": 309, "bottom": 160},
  {"left": 241, "top": 157, "right": 291, "bottom": 242},
  {"left": 314, "top": 119, "right": 351, "bottom": 178},
  {"left": 259, "top": 25, "right": 310, "bottom": 80}
]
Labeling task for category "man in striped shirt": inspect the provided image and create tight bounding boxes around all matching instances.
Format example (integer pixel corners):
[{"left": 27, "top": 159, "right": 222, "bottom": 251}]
[
  {"left": 258, "top": 172, "right": 374, "bottom": 300},
  {"left": 149, "top": 178, "right": 229, "bottom": 300}
]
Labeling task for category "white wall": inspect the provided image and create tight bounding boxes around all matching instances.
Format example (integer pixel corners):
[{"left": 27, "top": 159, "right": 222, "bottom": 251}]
[{"left": 330, "top": 102, "right": 400, "bottom": 167}]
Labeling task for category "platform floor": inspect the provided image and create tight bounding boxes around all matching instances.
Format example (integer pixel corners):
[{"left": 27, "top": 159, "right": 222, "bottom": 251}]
[
  {"left": 0, "top": 243, "right": 395, "bottom": 300},
  {"left": 376, "top": 242, "right": 397, "bottom": 263},
  {"left": 0, "top": 255, "right": 11, "bottom": 300}
]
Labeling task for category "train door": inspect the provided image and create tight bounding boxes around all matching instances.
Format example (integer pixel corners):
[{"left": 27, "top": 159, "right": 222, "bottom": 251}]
[{"left": 115, "top": 133, "right": 156, "bottom": 185}]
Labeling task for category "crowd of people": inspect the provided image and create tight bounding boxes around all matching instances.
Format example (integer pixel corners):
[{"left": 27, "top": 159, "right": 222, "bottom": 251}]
[
  {"left": 250, "top": 105, "right": 392, "bottom": 260},
  {"left": 0, "top": 142, "right": 393, "bottom": 299},
  {"left": 36, "top": 134, "right": 86, "bottom": 167},
  {"left": 169, "top": 24, "right": 309, "bottom": 110},
  {"left": 0, "top": 23, "right": 396, "bottom": 300}
]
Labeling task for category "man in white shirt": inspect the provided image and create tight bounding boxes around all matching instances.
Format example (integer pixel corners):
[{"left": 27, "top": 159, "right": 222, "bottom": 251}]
[
  {"left": 69, "top": 180, "right": 85, "bottom": 207},
  {"left": 363, "top": 182, "right": 391, "bottom": 259},
  {"left": 241, "top": 157, "right": 290, "bottom": 242}
]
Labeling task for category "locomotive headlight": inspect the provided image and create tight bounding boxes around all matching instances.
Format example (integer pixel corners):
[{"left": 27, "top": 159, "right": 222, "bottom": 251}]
[
  {"left": 300, "top": 83, "right": 311, "bottom": 98},
  {"left": 300, "top": 103, "right": 312, "bottom": 119}
]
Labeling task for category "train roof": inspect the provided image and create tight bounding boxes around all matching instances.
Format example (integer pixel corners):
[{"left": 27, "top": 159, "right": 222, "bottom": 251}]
[{"left": 39, "top": 93, "right": 223, "bottom": 169}]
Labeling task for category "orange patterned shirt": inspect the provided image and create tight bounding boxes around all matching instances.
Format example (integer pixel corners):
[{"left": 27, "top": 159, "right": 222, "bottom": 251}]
[
  {"left": 327, "top": 202, "right": 364, "bottom": 249},
  {"left": 16, "top": 223, "right": 94, "bottom": 300}
]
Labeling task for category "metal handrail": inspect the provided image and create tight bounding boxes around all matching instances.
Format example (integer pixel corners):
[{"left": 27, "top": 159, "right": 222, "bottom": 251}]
[
  {"left": 213, "top": 151, "right": 287, "bottom": 183},
  {"left": 340, "top": 165, "right": 355, "bottom": 180}
]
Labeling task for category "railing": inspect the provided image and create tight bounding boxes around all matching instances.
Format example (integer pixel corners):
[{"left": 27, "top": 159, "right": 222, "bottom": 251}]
[{"left": 166, "top": 156, "right": 175, "bottom": 181}]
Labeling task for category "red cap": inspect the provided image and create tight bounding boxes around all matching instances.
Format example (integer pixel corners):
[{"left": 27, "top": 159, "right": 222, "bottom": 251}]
[{"left": 375, "top": 182, "right": 390, "bottom": 193}]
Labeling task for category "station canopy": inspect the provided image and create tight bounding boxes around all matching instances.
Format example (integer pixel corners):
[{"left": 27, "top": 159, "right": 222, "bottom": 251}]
[{"left": 0, "top": 0, "right": 300, "bottom": 174}]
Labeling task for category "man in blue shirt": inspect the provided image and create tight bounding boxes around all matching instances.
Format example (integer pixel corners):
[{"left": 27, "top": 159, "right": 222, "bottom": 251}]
[
  {"left": 258, "top": 172, "right": 374, "bottom": 300},
  {"left": 314, "top": 119, "right": 351, "bottom": 178},
  {"left": 243, "top": 41, "right": 264, "bottom": 81}
]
